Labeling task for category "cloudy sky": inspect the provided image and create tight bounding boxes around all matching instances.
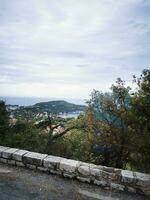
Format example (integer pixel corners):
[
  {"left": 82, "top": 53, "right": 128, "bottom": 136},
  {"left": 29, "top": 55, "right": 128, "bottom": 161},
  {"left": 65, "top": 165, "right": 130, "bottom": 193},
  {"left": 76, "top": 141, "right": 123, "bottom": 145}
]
[{"left": 0, "top": 0, "right": 150, "bottom": 99}]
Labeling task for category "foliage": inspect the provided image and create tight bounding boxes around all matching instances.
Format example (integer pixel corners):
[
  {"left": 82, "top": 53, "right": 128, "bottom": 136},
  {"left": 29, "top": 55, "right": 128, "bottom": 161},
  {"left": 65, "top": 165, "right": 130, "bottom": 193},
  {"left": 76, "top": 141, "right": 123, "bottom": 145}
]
[
  {"left": 0, "top": 69, "right": 149, "bottom": 173},
  {"left": 85, "top": 78, "right": 132, "bottom": 168},
  {"left": 0, "top": 101, "right": 10, "bottom": 144},
  {"left": 12, "top": 100, "right": 85, "bottom": 120},
  {"left": 130, "top": 69, "right": 150, "bottom": 172}
]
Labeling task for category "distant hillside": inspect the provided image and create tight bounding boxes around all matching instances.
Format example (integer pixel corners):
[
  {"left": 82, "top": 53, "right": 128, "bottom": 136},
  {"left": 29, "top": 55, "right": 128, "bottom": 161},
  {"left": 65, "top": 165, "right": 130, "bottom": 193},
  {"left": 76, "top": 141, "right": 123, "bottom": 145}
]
[
  {"left": 32, "top": 100, "right": 85, "bottom": 113},
  {"left": 11, "top": 100, "right": 85, "bottom": 119}
]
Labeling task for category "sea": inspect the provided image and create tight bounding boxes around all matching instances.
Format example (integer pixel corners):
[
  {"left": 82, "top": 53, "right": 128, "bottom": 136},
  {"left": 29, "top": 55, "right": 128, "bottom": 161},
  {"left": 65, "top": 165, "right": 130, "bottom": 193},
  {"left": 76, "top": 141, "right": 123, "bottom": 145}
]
[
  {"left": 0, "top": 96, "right": 86, "bottom": 118},
  {"left": 0, "top": 96, "right": 86, "bottom": 106}
]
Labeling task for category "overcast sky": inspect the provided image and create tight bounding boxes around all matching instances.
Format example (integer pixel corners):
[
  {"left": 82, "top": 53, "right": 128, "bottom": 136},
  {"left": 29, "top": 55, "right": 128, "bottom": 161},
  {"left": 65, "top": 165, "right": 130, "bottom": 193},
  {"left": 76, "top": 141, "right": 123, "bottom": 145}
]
[{"left": 0, "top": 0, "right": 150, "bottom": 99}]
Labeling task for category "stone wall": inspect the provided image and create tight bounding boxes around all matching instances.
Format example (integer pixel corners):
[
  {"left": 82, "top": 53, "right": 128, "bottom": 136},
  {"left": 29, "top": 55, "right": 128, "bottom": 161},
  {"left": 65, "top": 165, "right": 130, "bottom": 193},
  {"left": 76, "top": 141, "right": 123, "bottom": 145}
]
[{"left": 0, "top": 145, "right": 149, "bottom": 196}]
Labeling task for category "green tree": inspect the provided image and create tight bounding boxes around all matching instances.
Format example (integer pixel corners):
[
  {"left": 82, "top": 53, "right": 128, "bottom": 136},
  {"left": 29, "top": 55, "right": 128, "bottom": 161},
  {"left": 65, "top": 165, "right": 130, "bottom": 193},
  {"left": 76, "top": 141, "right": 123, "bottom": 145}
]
[
  {"left": 0, "top": 101, "right": 9, "bottom": 144},
  {"left": 7, "top": 120, "right": 47, "bottom": 152},
  {"left": 130, "top": 69, "right": 150, "bottom": 172},
  {"left": 86, "top": 78, "right": 132, "bottom": 168}
]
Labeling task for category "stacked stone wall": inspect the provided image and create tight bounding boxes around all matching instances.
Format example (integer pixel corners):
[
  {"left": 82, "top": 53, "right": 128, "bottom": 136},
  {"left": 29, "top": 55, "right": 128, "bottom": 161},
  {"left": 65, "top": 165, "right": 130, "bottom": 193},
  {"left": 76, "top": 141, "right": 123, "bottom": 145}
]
[{"left": 0, "top": 146, "right": 149, "bottom": 196}]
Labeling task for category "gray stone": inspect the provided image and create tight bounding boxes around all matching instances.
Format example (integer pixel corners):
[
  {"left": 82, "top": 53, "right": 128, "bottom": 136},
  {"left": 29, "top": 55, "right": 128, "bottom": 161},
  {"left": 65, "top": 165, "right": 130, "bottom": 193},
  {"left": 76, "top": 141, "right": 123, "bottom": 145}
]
[
  {"left": 90, "top": 167, "right": 103, "bottom": 177},
  {"left": 23, "top": 152, "right": 47, "bottom": 166},
  {"left": 7, "top": 160, "right": 16, "bottom": 165},
  {"left": 15, "top": 161, "right": 25, "bottom": 167},
  {"left": 63, "top": 172, "right": 75, "bottom": 178},
  {"left": 103, "top": 166, "right": 115, "bottom": 173},
  {"left": 121, "top": 170, "right": 135, "bottom": 183},
  {"left": 60, "top": 158, "right": 79, "bottom": 173},
  {"left": 12, "top": 150, "right": 28, "bottom": 161},
  {"left": 134, "top": 171, "right": 150, "bottom": 186},
  {"left": 0, "top": 146, "right": 10, "bottom": 157},
  {"left": 110, "top": 183, "right": 125, "bottom": 191},
  {"left": 127, "top": 186, "right": 136, "bottom": 193},
  {"left": 94, "top": 180, "right": 107, "bottom": 187},
  {"left": 50, "top": 169, "right": 62, "bottom": 175},
  {"left": 37, "top": 166, "right": 49, "bottom": 172},
  {"left": 102, "top": 171, "right": 118, "bottom": 181},
  {"left": 43, "top": 155, "right": 62, "bottom": 170},
  {"left": 78, "top": 163, "right": 90, "bottom": 176},
  {"left": 0, "top": 158, "right": 7, "bottom": 163},
  {"left": 26, "top": 164, "right": 36, "bottom": 170},
  {"left": 2, "top": 148, "right": 18, "bottom": 159},
  {"left": 77, "top": 176, "right": 90, "bottom": 183}
]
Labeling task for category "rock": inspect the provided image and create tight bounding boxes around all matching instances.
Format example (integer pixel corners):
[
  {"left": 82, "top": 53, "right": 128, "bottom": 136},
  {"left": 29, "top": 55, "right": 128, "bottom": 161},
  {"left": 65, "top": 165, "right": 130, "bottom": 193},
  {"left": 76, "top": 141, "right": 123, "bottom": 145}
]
[
  {"left": 0, "top": 146, "right": 10, "bottom": 157},
  {"left": 77, "top": 176, "right": 90, "bottom": 183},
  {"left": 43, "top": 155, "right": 62, "bottom": 170},
  {"left": 94, "top": 180, "right": 107, "bottom": 187},
  {"left": 7, "top": 160, "right": 16, "bottom": 165},
  {"left": 127, "top": 186, "right": 136, "bottom": 193},
  {"left": 26, "top": 164, "right": 36, "bottom": 170},
  {"left": 0, "top": 158, "right": 7, "bottom": 163},
  {"left": 134, "top": 172, "right": 150, "bottom": 196},
  {"left": 16, "top": 161, "right": 25, "bottom": 167},
  {"left": 134, "top": 172, "right": 150, "bottom": 187},
  {"left": 59, "top": 158, "right": 79, "bottom": 173},
  {"left": 63, "top": 172, "right": 75, "bottom": 178},
  {"left": 12, "top": 149, "right": 28, "bottom": 161},
  {"left": 37, "top": 166, "right": 49, "bottom": 172},
  {"left": 50, "top": 169, "right": 62, "bottom": 175},
  {"left": 23, "top": 152, "right": 47, "bottom": 166},
  {"left": 121, "top": 170, "right": 135, "bottom": 183},
  {"left": 90, "top": 166, "right": 103, "bottom": 177},
  {"left": 78, "top": 163, "right": 90, "bottom": 176},
  {"left": 2, "top": 148, "right": 18, "bottom": 159},
  {"left": 110, "top": 183, "right": 125, "bottom": 191}
]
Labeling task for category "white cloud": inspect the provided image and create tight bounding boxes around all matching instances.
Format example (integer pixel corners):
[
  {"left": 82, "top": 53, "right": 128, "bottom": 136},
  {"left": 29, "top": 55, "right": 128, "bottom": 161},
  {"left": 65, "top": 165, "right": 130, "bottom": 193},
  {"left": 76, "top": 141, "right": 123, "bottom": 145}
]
[{"left": 0, "top": 0, "right": 150, "bottom": 99}]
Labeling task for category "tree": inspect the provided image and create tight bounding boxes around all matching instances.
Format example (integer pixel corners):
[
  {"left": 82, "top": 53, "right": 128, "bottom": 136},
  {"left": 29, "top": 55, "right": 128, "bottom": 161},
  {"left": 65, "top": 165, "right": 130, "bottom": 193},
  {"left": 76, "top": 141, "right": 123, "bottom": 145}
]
[
  {"left": 37, "top": 114, "right": 86, "bottom": 154},
  {"left": 130, "top": 69, "right": 150, "bottom": 172},
  {"left": 0, "top": 101, "right": 9, "bottom": 144},
  {"left": 7, "top": 120, "right": 47, "bottom": 153},
  {"left": 86, "top": 78, "right": 132, "bottom": 168}
]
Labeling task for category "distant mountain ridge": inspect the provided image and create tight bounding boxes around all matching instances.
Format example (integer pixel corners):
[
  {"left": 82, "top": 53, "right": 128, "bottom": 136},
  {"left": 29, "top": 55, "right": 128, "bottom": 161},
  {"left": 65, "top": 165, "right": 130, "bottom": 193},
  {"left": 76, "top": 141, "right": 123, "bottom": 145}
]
[
  {"left": 31, "top": 100, "right": 85, "bottom": 113},
  {"left": 0, "top": 96, "right": 85, "bottom": 106},
  {"left": 11, "top": 100, "right": 85, "bottom": 119}
]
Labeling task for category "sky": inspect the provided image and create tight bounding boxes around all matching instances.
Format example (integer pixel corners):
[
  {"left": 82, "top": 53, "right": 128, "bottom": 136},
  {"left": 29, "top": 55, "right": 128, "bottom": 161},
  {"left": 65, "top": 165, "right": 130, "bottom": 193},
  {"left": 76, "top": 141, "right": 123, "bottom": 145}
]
[{"left": 0, "top": 0, "right": 150, "bottom": 100}]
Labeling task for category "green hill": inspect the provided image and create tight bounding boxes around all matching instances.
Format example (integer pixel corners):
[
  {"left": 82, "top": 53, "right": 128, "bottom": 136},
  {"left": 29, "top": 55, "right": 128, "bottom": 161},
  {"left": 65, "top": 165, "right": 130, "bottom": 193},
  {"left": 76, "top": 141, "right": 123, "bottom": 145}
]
[
  {"left": 33, "top": 100, "right": 85, "bottom": 113},
  {"left": 11, "top": 100, "right": 85, "bottom": 119}
]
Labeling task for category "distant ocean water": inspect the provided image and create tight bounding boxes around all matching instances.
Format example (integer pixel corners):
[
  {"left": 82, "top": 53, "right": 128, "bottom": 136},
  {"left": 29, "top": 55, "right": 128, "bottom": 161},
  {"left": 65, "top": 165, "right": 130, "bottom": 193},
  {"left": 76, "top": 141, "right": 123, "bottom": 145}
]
[{"left": 0, "top": 96, "right": 86, "bottom": 106}]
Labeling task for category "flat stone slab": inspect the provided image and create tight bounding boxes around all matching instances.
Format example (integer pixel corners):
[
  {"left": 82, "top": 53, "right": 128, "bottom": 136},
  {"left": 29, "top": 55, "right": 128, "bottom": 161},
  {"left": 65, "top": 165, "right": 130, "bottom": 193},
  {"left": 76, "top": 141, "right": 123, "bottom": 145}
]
[
  {"left": 43, "top": 155, "right": 62, "bottom": 170},
  {"left": 121, "top": 170, "right": 135, "bottom": 183},
  {"left": 90, "top": 165, "right": 103, "bottom": 177},
  {"left": 23, "top": 152, "right": 47, "bottom": 166},
  {"left": 0, "top": 146, "right": 10, "bottom": 156},
  {"left": 60, "top": 158, "right": 79, "bottom": 173},
  {"left": 135, "top": 172, "right": 150, "bottom": 187},
  {"left": 2, "top": 148, "right": 18, "bottom": 159},
  {"left": 12, "top": 149, "right": 29, "bottom": 161}
]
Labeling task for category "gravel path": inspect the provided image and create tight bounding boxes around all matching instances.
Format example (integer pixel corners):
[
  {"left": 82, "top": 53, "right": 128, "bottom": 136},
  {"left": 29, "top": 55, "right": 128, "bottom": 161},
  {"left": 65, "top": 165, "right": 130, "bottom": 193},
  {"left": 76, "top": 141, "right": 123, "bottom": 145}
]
[{"left": 0, "top": 163, "right": 148, "bottom": 200}]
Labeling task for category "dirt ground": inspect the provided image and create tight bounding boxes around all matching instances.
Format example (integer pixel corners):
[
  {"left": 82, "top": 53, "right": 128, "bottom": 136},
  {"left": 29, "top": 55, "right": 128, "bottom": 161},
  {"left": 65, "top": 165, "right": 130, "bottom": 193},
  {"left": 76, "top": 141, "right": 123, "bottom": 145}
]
[{"left": 0, "top": 163, "right": 148, "bottom": 200}]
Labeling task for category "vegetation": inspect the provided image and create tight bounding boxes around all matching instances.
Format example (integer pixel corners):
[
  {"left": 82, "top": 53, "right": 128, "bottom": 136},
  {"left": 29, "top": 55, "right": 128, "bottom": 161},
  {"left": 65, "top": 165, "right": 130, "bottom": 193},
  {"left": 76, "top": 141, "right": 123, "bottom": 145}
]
[
  {"left": 0, "top": 101, "right": 9, "bottom": 143},
  {"left": 0, "top": 69, "right": 150, "bottom": 173},
  {"left": 11, "top": 100, "right": 85, "bottom": 120}
]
